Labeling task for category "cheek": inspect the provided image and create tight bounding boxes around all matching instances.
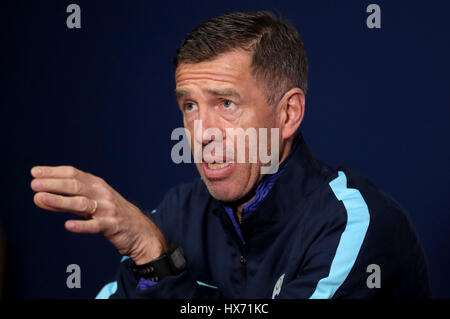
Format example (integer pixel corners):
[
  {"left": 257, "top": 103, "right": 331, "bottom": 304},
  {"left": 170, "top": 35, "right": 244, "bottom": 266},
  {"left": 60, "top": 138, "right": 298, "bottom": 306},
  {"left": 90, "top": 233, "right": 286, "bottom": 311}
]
[
  {"left": 183, "top": 117, "right": 193, "bottom": 131},
  {"left": 231, "top": 163, "right": 262, "bottom": 198},
  {"left": 232, "top": 162, "right": 260, "bottom": 187},
  {"left": 183, "top": 122, "right": 196, "bottom": 145},
  {"left": 242, "top": 106, "right": 276, "bottom": 131},
  {"left": 183, "top": 113, "right": 197, "bottom": 126}
]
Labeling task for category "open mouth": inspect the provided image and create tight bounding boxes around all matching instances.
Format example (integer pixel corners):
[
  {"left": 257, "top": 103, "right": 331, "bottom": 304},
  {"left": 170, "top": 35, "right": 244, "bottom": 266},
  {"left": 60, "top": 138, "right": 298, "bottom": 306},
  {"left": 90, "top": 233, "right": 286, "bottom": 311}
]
[
  {"left": 202, "top": 161, "right": 235, "bottom": 179},
  {"left": 206, "top": 162, "right": 232, "bottom": 170}
]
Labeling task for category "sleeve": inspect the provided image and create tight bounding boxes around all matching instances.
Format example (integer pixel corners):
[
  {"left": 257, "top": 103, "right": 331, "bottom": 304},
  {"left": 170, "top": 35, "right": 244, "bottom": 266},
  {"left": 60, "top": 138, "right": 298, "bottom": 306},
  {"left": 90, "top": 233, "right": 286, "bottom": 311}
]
[
  {"left": 105, "top": 256, "right": 205, "bottom": 299},
  {"left": 96, "top": 183, "right": 220, "bottom": 299},
  {"left": 275, "top": 203, "right": 356, "bottom": 298}
]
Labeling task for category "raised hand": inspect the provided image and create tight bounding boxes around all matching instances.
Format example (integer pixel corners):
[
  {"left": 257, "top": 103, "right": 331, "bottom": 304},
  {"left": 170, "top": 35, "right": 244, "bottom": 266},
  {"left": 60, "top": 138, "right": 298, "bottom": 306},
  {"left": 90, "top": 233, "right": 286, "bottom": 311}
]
[{"left": 30, "top": 165, "right": 168, "bottom": 265}]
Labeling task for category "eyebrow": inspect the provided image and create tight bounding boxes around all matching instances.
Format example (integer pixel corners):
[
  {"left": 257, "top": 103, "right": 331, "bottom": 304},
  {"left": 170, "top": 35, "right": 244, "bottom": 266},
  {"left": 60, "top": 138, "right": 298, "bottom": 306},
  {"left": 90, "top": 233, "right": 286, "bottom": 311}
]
[
  {"left": 175, "top": 88, "right": 190, "bottom": 101},
  {"left": 175, "top": 87, "right": 241, "bottom": 101},
  {"left": 205, "top": 88, "right": 241, "bottom": 99}
]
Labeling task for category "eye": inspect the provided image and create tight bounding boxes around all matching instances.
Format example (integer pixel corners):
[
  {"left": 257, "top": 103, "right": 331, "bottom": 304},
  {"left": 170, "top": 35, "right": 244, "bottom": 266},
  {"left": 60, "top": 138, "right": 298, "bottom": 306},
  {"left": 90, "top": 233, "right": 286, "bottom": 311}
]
[
  {"left": 184, "top": 102, "right": 198, "bottom": 112},
  {"left": 222, "top": 100, "right": 236, "bottom": 110}
]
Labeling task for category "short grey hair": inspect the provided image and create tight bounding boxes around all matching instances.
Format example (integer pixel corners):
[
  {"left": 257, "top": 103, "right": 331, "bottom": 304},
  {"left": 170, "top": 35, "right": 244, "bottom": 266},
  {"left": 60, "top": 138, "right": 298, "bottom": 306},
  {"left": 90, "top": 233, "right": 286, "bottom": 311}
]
[{"left": 173, "top": 10, "right": 308, "bottom": 107}]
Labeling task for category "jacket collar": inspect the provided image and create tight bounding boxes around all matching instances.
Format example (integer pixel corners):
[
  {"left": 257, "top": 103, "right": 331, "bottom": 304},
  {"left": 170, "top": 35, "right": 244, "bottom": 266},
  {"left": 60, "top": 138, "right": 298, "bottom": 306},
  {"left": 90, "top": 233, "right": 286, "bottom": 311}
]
[{"left": 210, "top": 133, "right": 336, "bottom": 239}]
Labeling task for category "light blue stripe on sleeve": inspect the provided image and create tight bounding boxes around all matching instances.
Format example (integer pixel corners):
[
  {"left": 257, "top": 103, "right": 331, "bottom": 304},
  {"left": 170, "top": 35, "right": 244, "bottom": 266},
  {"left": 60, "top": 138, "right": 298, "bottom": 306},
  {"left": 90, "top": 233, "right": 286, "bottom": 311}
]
[
  {"left": 196, "top": 280, "right": 218, "bottom": 289},
  {"left": 95, "top": 281, "right": 118, "bottom": 299},
  {"left": 309, "top": 171, "right": 370, "bottom": 299}
]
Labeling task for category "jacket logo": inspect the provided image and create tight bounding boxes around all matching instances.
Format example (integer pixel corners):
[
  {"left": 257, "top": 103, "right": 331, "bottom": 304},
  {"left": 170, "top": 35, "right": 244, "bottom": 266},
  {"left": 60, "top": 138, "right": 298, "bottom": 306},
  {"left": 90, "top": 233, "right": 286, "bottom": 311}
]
[{"left": 272, "top": 273, "right": 285, "bottom": 299}]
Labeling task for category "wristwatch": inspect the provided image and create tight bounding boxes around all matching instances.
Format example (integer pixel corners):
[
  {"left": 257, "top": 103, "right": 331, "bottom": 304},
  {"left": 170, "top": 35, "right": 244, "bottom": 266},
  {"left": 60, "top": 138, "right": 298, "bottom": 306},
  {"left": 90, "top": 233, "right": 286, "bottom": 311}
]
[{"left": 131, "top": 244, "right": 187, "bottom": 282}]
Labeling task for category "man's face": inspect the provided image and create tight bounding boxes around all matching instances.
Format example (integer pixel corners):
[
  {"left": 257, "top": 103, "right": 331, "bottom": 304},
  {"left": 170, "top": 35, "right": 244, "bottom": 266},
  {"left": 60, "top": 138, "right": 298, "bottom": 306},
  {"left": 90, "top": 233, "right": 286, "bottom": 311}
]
[{"left": 175, "top": 49, "right": 280, "bottom": 202}]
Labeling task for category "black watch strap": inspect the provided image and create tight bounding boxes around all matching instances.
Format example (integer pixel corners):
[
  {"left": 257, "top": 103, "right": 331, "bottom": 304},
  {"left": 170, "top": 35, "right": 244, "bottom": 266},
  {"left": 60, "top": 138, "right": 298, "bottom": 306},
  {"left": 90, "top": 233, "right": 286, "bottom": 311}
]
[{"left": 131, "top": 244, "right": 186, "bottom": 282}]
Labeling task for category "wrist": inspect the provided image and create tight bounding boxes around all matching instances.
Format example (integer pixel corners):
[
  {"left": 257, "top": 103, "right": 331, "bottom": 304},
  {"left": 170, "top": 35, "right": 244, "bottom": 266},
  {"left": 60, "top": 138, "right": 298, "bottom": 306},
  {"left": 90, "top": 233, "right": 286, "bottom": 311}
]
[
  {"left": 131, "top": 244, "right": 187, "bottom": 282},
  {"left": 132, "top": 236, "right": 168, "bottom": 266}
]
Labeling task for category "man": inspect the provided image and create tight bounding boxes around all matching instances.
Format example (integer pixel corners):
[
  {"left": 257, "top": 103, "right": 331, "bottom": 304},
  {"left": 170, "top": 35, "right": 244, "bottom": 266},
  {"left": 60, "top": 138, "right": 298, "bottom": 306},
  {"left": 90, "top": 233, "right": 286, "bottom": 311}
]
[{"left": 30, "top": 11, "right": 431, "bottom": 298}]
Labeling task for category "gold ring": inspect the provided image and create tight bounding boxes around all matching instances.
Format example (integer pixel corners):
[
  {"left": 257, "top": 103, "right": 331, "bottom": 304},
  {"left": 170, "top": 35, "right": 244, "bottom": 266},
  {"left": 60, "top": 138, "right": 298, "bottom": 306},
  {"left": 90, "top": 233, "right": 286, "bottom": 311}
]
[{"left": 90, "top": 200, "right": 98, "bottom": 214}]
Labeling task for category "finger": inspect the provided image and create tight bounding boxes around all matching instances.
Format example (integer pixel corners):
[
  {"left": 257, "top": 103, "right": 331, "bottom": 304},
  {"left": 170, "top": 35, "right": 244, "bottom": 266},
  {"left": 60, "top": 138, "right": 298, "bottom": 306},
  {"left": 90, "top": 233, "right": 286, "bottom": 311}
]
[
  {"left": 31, "top": 178, "right": 86, "bottom": 196},
  {"left": 31, "top": 166, "right": 86, "bottom": 180},
  {"left": 33, "top": 192, "right": 97, "bottom": 215},
  {"left": 65, "top": 219, "right": 101, "bottom": 234}
]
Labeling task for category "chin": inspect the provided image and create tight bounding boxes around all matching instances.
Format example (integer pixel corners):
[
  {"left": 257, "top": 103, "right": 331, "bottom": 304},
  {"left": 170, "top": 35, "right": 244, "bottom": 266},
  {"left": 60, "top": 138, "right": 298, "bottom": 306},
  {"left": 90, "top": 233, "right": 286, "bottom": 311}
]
[
  {"left": 197, "top": 163, "right": 258, "bottom": 203},
  {"left": 201, "top": 176, "right": 250, "bottom": 203},
  {"left": 203, "top": 180, "right": 240, "bottom": 202}
]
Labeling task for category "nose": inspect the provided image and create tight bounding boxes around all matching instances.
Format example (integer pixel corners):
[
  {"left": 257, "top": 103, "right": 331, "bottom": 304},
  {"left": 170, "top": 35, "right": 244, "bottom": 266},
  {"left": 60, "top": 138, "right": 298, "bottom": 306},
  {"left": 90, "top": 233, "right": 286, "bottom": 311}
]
[{"left": 194, "top": 107, "right": 223, "bottom": 146}]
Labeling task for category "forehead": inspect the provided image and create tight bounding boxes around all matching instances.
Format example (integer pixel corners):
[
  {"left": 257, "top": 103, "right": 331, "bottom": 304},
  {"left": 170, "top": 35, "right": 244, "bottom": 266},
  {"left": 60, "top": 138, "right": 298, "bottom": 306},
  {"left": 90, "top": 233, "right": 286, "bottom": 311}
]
[{"left": 175, "top": 50, "right": 254, "bottom": 90}]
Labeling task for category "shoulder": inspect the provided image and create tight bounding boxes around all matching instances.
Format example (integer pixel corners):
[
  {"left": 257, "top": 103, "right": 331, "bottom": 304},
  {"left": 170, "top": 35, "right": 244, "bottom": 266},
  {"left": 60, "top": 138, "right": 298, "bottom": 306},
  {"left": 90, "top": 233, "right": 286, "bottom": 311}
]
[
  {"left": 307, "top": 165, "right": 428, "bottom": 271},
  {"left": 335, "top": 167, "right": 413, "bottom": 231},
  {"left": 299, "top": 166, "right": 430, "bottom": 297},
  {"left": 320, "top": 166, "right": 422, "bottom": 248},
  {"left": 329, "top": 167, "right": 431, "bottom": 297}
]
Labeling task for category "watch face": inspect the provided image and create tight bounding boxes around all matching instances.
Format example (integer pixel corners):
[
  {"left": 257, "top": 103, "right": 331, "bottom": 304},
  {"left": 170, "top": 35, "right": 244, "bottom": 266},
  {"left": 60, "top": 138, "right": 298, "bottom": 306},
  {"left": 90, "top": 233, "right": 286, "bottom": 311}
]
[{"left": 170, "top": 247, "right": 186, "bottom": 269}]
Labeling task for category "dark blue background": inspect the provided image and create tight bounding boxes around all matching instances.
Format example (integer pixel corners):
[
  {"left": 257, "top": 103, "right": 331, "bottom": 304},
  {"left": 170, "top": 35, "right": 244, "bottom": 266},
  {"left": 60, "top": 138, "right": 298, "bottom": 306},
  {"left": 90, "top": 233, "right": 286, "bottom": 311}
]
[{"left": 1, "top": 0, "right": 449, "bottom": 298}]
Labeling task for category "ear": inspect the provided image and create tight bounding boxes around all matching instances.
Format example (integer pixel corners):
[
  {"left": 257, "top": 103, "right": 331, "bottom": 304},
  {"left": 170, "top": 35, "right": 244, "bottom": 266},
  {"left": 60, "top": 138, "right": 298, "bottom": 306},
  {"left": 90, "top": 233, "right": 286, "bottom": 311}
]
[{"left": 277, "top": 88, "right": 305, "bottom": 139}]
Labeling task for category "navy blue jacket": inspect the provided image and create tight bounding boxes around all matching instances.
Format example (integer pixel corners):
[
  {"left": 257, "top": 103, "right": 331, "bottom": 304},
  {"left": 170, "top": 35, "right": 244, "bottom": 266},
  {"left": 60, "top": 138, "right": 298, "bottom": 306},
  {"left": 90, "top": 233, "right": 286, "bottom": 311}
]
[{"left": 97, "top": 134, "right": 431, "bottom": 299}]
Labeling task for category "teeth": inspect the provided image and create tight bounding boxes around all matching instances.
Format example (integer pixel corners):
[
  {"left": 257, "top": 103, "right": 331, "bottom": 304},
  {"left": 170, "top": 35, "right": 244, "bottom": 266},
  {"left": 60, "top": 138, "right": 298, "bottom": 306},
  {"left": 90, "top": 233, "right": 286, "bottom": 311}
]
[{"left": 207, "top": 162, "right": 231, "bottom": 170}]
